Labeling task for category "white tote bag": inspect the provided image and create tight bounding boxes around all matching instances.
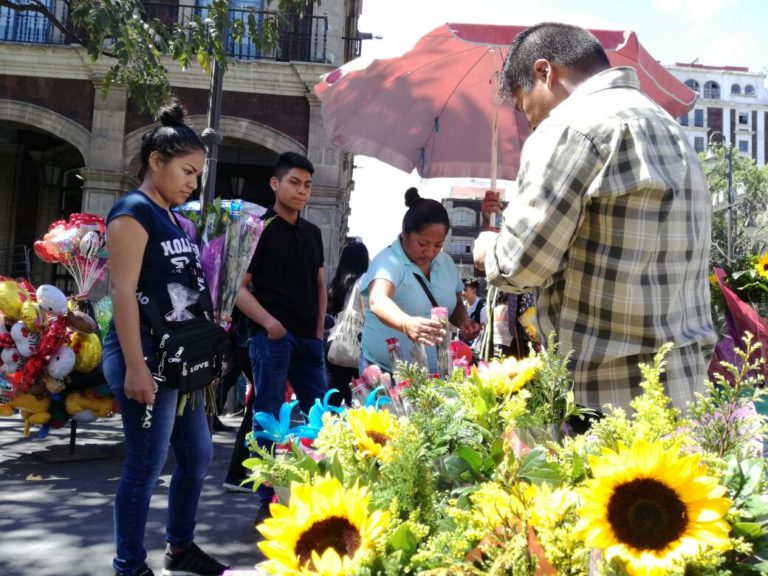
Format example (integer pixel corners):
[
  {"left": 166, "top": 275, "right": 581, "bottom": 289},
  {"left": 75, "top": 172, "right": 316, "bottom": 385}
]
[{"left": 327, "top": 279, "right": 364, "bottom": 368}]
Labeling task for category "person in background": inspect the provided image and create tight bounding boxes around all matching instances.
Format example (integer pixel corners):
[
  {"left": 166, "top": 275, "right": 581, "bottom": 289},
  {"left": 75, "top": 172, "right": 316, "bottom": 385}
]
[
  {"left": 102, "top": 100, "right": 229, "bottom": 576},
  {"left": 473, "top": 22, "right": 716, "bottom": 413},
  {"left": 220, "top": 309, "right": 256, "bottom": 493},
  {"left": 326, "top": 240, "right": 370, "bottom": 406},
  {"left": 461, "top": 278, "right": 487, "bottom": 343},
  {"left": 361, "top": 188, "right": 481, "bottom": 375},
  {"left": 235, "top": 152, "right": 328, "bottom": 530}
]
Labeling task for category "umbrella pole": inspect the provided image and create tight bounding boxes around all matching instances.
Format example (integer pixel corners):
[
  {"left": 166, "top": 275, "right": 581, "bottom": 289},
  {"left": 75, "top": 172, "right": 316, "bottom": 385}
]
[{"left": 489, "top": 70, "right": 501, "bottom": 228}]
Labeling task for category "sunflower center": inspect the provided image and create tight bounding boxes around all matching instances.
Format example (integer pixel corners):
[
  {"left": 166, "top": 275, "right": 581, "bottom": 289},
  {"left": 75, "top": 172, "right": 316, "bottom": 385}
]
[
  {"left": 367, "top": 431, "right": 390, "bottom": 446},
  {"left": 607, "top": 477, "right": 688, "bottom": 551},
  {"left": 294, "top": 515, "right": 361, "bottom": 567}
]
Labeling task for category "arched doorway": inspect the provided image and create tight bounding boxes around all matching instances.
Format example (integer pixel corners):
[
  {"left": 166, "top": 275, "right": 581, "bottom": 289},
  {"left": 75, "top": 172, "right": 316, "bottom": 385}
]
[
  {"left": 214, "top": 138, "right": 278, "bottom": 207},
  {"left": 0, "top": 121, "right": 85, "bottom": 287}
]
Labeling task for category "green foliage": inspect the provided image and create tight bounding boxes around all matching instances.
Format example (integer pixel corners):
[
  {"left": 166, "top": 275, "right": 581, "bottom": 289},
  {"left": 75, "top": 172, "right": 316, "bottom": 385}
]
[{"left": 5, "top": 0, "right": 318, "bottom": 112}]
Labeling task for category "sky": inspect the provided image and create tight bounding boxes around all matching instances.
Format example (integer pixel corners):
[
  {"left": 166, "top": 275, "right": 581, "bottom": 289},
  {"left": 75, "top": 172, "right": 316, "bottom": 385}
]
[{"left": 345, "top": 0, "right": 768, "bottom": 256}]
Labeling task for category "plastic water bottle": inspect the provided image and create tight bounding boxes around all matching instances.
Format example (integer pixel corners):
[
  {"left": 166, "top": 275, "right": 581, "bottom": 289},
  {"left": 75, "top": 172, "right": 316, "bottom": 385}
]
[{"left": 431, "top": 306, "right": 452, "bottom": 378}]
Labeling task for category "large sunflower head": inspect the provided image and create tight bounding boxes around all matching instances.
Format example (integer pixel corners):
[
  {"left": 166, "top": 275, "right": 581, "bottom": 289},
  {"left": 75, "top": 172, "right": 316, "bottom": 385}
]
[
  {"left": 346, "top": 406, "right": 399, "bottom": 460},
  {"left": 575, "top": 439, "right": 732, "bottom": 575},
  {"left": 754, "top": 251, "right": 768, "bottom": 280},
  {"left": 257, "top": 474, "right": 390, "bottom": 575}
]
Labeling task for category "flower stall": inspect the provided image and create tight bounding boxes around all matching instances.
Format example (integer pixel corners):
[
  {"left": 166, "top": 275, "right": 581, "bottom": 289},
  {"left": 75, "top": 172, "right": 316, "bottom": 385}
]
[{"left": 241, "top": 334, "right": 768, "bottom": 575}]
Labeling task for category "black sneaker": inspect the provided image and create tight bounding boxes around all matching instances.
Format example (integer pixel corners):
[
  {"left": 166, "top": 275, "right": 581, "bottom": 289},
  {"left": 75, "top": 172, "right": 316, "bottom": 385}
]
[
  {"left": 116, "top": 565, "right": 154, "bottom": 576},
  {"left": 162, "top": 543, "right": 229, "bottom": 576}
]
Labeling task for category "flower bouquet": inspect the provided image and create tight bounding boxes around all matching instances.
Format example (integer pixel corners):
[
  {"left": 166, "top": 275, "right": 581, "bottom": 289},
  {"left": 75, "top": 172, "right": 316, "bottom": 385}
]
[
  {"left": 177, "top": 198, "right": 266, "bottom": 322},
  {"left": 240, "top": 331, "right": 768, "bottom": 576}
]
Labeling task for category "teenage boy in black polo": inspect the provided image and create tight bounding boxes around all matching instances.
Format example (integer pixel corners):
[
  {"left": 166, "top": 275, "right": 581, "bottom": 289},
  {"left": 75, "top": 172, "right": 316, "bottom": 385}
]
[{"left": 235, "top": 152, "right": 328, "bottom": 525}]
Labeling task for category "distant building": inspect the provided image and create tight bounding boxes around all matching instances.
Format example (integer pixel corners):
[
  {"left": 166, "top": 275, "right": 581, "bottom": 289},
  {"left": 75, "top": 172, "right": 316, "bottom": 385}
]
[
  {"left": 442, "top": 185, "right": 508, "bottom": 291},
  {"left": 665, "top": 63, "right": 768, "bottom": 166}
]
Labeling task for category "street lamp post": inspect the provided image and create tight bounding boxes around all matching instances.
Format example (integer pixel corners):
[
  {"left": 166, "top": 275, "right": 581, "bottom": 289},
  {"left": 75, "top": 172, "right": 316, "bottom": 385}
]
[{"left": 703, "top": 131, "right": 735, "bottom": 262}]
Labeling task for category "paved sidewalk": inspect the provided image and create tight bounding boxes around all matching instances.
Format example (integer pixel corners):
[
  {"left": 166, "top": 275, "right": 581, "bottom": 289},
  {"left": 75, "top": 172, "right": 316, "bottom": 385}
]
[{"left": 0, "top": 413, "right": 265, "bottom": 576}]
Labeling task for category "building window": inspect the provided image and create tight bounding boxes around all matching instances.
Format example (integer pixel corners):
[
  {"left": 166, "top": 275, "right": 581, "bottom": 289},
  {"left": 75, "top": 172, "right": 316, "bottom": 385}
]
[
  {"left": 703, "top": 81, "right": 720, "bottom": 99},
  {"left": 450, "top": 207, "right": 476, "bottom": 228},
  {"left": 738, "top": 140, "right": 749, "bottom": 154},
  {"left": 679, "top": 113, "right": 689, "bottom": 126},
  {"left": 685, "top": 79, "right": 700, "bottom": 93},
  {"left": 694, "top": 136, "right": 705, "bottom": 153},
  {"left": 738, "top": 111, "right": 749, "bottom": 126},
  {"left": 745, "top": 84, "right": 755, "bottom": 96},
  {"left": 731, "top": 84, "right": 741, "bottom": 95},
  {"left": 447, "top": 238, "right": 473, "bottom": 256},
  {"left": 693, "top": 109, "right": 704, "bottom": 128}
]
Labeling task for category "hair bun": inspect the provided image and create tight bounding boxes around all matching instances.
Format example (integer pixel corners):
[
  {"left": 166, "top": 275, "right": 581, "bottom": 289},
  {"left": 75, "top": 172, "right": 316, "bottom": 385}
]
[
  {"left": 156, "top": 99, "right": 186, "bottom": 127},
  {"left": 404, "top": 187, "right": 421, "bottom": 208}
]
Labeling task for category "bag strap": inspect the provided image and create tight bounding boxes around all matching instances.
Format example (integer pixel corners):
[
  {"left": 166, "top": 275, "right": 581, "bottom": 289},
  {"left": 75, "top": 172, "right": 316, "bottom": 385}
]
[{"left": 412, "top": 273, "right": 439, "bottom": 308}]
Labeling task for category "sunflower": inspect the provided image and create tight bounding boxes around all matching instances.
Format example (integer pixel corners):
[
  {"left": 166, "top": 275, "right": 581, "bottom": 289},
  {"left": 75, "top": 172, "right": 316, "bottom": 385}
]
[
  {"left": 346, "top": 406, "right": 399, "bottom": 460},
  {"left": 754, "top": 251, "right": 768, "bottom": 280},
  {"left": 257, "top": 474, "right": 390, "bottom": 575},
  {"left": 575, "top": 439, "right": 732, "bottom": 575}
]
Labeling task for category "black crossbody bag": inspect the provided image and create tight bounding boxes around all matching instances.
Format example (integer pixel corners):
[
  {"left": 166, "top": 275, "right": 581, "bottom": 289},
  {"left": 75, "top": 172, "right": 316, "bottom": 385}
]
[{"left": 140, "top": 298, "right": 231, "bottom": 393}]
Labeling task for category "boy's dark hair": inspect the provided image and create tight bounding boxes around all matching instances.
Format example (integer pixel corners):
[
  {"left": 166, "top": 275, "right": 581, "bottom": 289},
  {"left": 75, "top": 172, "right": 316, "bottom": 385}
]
[
  {"left": 463, "top": 278, "right": 480, "bottom": 291},
  {"left": 502, "top": 22, "right": 610, "bottom": 95},
  {"left": 402, "top": 187, "right": 450, "bottom": 235},
  {"left": 274, "top": 152, "right": 315, "bottom": 180},
  {"left": 138, "top": 99, "right": 205, "bottom": 179}
]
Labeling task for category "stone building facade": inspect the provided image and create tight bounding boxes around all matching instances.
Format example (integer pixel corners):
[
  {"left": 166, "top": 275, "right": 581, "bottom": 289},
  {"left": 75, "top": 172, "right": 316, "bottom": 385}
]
[{"left": 0, "top": 0, "right": 363, "bottom": 290}]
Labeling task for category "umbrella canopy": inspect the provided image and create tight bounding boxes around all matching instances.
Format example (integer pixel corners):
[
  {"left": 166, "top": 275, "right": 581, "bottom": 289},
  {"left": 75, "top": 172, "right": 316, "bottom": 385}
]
[{"left": 315, "top": 23, "right": 696, "bottom": 182}]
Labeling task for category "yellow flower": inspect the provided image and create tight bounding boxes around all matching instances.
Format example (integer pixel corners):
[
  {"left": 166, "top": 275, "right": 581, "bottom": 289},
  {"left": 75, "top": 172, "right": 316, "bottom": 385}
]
[
  {"left": 754, "top": 251, "right": 768, "bottom": 280},
  {"left": 257, "top": 474, "right": 390, "bottom": 575},
  {"left": 519, "top": 306, "right": 538, "bottom": 342},
  {"left": 575, "top": 439, "right": 732, "bottom": 576},
  {"left": 529, "top": 483, "right": 578, "bottom": 529},
  {"left": 477, "top": 356, "right": 542, "bottom": 396},
  {"left": 346, "top": 406, "right": 399, "bottom": 460}
]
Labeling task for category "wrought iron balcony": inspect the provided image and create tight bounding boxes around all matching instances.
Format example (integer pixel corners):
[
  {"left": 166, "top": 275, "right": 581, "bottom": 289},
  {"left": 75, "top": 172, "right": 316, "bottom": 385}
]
[{"left": 0, "top": 1, "right": 328, "bottom": 64}]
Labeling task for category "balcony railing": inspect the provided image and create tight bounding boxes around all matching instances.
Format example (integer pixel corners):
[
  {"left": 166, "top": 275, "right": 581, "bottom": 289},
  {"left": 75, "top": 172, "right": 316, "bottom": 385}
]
[{"left": 0, "top": 1, "right": 328, "bottom": 64}]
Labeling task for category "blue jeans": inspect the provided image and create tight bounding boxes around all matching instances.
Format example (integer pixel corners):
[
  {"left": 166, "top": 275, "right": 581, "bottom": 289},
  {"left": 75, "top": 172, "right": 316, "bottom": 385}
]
[
  {"left": 103, "top": 330, "right": 213, "bottom": 576},
  {"left": 248, "top": 330, "right": 327, "bottom": 504}
]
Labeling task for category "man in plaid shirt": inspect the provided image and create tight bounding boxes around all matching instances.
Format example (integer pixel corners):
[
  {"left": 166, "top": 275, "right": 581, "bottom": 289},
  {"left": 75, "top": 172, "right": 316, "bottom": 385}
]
[{"left": 474, "top": 23, "right": 716, "bottom": 413}]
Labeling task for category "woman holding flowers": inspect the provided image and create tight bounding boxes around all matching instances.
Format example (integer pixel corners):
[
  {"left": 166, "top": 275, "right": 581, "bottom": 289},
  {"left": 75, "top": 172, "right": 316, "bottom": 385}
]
[
  {"left": 102, "top": 101, "right": 228, "bottom": 576},
  {"left": 360, "top": 187, "right": 481, "bottom": 375}
]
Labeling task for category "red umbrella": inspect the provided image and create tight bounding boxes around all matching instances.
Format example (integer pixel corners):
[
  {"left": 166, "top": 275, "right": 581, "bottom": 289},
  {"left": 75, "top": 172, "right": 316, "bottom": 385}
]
[{"left": 315, "top": 23, "right": 696, "bottom": 182}]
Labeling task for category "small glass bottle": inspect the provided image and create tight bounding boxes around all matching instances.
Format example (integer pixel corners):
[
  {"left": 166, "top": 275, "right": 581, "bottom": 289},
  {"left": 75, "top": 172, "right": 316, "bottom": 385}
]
[
  {"left": 431, "top": 306, "right": 452, "bottom": 378},
  {"left": 386, "top": 337, "right": 403, "bottom": 368}
]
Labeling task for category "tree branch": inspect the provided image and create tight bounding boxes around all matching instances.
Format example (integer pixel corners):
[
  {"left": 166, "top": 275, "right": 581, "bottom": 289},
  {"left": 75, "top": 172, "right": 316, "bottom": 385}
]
[{"left": 0, "top": 0, "right": 74, "bottom": 39}]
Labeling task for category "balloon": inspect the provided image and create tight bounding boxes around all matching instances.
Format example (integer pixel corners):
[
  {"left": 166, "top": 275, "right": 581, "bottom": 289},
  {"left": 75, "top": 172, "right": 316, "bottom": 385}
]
[
  {"left": 10, "top": 322, "right": 38, "bottom": 357},
  {"left": 33, "top": 240, "right": 61, "bottom": 264},
  {"left": 79, "top": 231, "right": 102, "bottom": 260},
  {"left": 70, "top": 332, "right": 102, "bottom": 373},
  {"left": 21, "top": 301, "right": 47, "bottom": 332},
  {"left": 66, "top": 309, "right": 98, "bottom": 335},
  {"left": 36, "top": 285, "right": 69, "bottom": 317},
  {"left": 94, "top": 296, "right": 113, "bottom": 340},
  {"left": 0, "top": 279, "right": 30, "bottom": 321},
  {"left": 46, "top": 345, "right": 76, "bottom": 379}
]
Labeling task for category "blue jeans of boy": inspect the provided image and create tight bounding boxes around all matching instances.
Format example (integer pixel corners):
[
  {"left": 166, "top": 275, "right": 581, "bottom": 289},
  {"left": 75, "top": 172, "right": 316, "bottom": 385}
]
[
  {"left": 248, "top": 330, "right": 327, "bottom": 504},
  {"left": 103, "top": 331, "right": 213, "bottom": 576}
]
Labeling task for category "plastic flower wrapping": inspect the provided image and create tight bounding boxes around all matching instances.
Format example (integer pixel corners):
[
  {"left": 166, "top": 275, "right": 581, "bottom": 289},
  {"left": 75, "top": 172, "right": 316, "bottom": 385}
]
[
  {"left": 242, "top": 334, "right": 768, "bottom": 575},
  {"left": 176, "top": 197, "right": 267, "bottom": 324}
]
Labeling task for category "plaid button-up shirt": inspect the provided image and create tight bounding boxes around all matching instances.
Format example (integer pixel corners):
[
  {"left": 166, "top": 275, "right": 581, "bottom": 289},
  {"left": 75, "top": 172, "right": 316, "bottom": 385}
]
[{"left": 486, "top": 67, "right": 716, "bottom": 412}]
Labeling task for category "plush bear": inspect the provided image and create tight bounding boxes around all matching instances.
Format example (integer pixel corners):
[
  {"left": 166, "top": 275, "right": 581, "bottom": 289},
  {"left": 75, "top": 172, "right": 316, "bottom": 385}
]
[{"left": 36, "top": 285, "right": 68, "bottom": 317}]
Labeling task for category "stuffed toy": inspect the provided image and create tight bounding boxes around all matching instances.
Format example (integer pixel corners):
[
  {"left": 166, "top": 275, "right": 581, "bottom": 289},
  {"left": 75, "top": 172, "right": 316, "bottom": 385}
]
[
  {"left": 0, "top": 392, "right": 52, "bottom": 436},
  {"left": 65, "top": 389, "right": 115, "bottom": 423}
]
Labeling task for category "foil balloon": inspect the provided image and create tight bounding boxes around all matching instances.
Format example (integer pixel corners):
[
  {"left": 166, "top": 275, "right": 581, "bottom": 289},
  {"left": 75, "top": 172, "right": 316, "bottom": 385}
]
[
  {"left": 0, "top": 279, "right": 31, "bottom": 321},
  {"left": 94, "top": 296, "right": 113, "bottom": 340},
  {"left": 79, "top": 231, "right": 102, "bottom": 260},
  {"left": 20, "top": 300, "right": 47, "bottom": 332},
  {"left": 33, "top": 240, "right": 61, "bottom": 264},
  {"left": 46, "top": 345, "right": 76, "bottom": 379},
  {"left": 36, "top": 285, "right": 69, "bottom": 317},
  {"left": 70, "top": 332, "right": 102, "bottom": 373}
]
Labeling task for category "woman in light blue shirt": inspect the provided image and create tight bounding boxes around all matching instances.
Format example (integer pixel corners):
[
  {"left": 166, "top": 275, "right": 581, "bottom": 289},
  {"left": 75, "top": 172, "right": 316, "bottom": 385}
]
[{"left": 361, "top": 188, "right": 481, "bottom": 374}]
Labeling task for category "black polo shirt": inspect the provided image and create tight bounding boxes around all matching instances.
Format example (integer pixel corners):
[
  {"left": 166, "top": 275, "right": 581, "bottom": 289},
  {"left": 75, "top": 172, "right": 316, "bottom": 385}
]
[{"left": 247, "top": 207, "right": 324, "bottom": 338}]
